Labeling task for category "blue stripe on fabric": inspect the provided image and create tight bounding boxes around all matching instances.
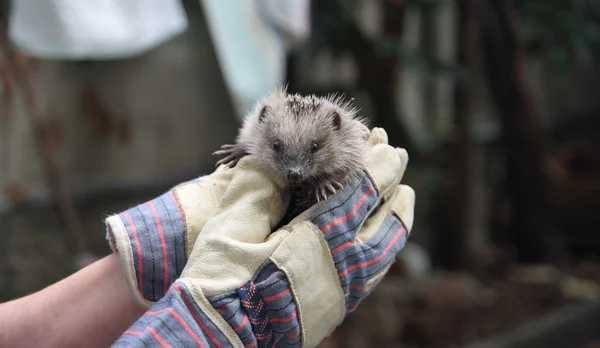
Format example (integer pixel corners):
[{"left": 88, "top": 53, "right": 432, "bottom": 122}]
[
  {"left": 151, "top": 191, "right": 186, "bottom": 291},
  {"left": 306, "top": 173, "right": 365, "bottom": 225},
  {"left": 112, "top": 280, "right": 232, "bottom": 348},
  {"left": 120, "top": 207, "right": 158, "bottom": 301},
  {"left": 118, "top": 211, "right": 143, "bottom": 298},
  {"left": 118, "top": 189, "right": 187, "bottom": 302},
  {"left": 343, "top": 214, "right": 407, "bottom": 309},
  {"left": 306, "top": 173, "right": 408, "bottom": 313},
  {"left": 174, "top": 282, "right": 233, "bottom": 348},
  {"left": 208, "top": 262, "right": 302, "bottom": 348},
  {"left": 307, "top": 174, "right": 379, "bottom": 249},
  {"left": 211, "top": 294, "right": 256, "bottom": 348},
  {"left": 133, "top": 202, "right": 166, "bottom": 301}
]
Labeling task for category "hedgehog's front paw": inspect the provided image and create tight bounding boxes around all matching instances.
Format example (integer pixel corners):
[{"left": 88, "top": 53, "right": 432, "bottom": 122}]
[
  {"left": 213, "top": 144, "right": 248, "bottom": 168},
  {"left": 315, "top": 179, "right": 344, "bottom": 202}
]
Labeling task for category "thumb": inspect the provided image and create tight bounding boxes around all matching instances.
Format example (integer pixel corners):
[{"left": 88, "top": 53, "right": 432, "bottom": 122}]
[
  {"left": 196, "top": 155, "right": 290, "bottom": 244},
  {"left": 390, "top": 184, "right": 415, "bottom": 233}
]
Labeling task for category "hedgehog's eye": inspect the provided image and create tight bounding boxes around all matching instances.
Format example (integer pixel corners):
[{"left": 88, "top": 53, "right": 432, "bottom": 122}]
[
  {"left": 311, "top": 143, "right": 319, "bottom": 153},
  {"left": 273, "top": 140, "right": 282, "bottom": 151}
]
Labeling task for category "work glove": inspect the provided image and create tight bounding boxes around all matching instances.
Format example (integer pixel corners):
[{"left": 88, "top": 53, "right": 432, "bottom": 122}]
[
  {"left": 113, "top": 127, "right": 415, "bottom": 348},
  {"left": 105, "top": 163, "right": 236, "bottom": 307}
]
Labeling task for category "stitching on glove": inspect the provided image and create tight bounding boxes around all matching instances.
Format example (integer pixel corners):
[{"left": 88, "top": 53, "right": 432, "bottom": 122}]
[{"left": 207, "top": 262, "right": 302, "bottom": 348}]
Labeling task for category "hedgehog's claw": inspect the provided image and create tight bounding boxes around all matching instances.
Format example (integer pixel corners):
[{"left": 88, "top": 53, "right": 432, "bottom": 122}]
[
  {"left": 216, "top": 154, "right": 236, "bottom": 167},
  {"left": 214, "top": 144, "right": 248, "bottom": 168},
  {"left": 333, "top": 181, "right": 344, "bottom": 190},
  {"left": 315, "top": 179, "right": 344, "bottom": 203},
  {"left": 320, "top": 187, "right": 328, "bottom": 201}
]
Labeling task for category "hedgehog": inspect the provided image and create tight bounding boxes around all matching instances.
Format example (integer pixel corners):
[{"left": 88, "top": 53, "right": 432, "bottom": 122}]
[{"left": 214, "top": 88, "right": 369, "bottom": 223}]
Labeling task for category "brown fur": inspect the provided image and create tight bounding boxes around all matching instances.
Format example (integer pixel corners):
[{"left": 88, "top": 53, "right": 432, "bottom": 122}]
[{"left": 214, "top": 88, "right": 369, "bottom": 220}]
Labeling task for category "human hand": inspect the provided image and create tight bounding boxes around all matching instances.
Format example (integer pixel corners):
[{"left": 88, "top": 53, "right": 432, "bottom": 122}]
[
  {"left": 114, "top": 127, "right": 415, "bottom": 348},
  {"left": 105, "top": 162, "right": 239, "bottom": 307}
]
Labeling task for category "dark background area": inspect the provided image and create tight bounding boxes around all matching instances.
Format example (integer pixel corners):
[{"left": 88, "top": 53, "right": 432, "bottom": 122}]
[{"left": 1, "top": 0, "right": 600, "bottom": 347}]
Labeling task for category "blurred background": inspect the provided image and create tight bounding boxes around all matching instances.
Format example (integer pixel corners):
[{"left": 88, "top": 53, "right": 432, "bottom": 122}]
[{"left": 1, "top": 0, "right": 600, "bottom": 347}]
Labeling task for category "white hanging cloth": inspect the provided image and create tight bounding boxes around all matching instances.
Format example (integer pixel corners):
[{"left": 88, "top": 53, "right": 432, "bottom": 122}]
[
  {"left": 201, "top": 0, "right": 311, "bottom": 120},
  {"left": 7, "top": 0, "right": 189, "bottom": 60}
]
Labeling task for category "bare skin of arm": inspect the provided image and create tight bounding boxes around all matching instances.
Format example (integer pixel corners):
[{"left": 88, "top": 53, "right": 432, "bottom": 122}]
[{"left": 0, "top": 253, "right": 146, "bottom": 348}]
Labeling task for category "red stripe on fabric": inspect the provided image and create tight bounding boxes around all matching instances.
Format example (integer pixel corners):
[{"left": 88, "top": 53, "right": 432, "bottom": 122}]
[
  {"left": 174, "top": 285, "right": 224, "bottom": 348},
  {"left": 269, "top": 311, "right": 297, "bottom": 323},
  {"left": 320, "top": 185, "right": 375, "bottom": 233},
  {"left": 144, "top": 308, "right": 205, "bottom": 348},
  {"left": 350, "top": 285, "right": 365, "bottom": 291},
  {"left": 245, "top": 342, "right": 257, "bottom": 348},
  {"left": 124, "top": 330, "right": 142, "bottom": 336},
  {"left": 124, "top": 212, "right": 143, "bottom": 294},
  {"left": 146, "top": 202, "right": 169, "bottom": 295},
  {"left": 147, "top": 327, "right": 171, "bottom": 348},
  {"left": 338, "top": 227, "right": 405, "bottom": 277},
  {"left": 284, "top": 330, "right": 300, "bottom": 339},
  {"left": 234, "top": 315, "right": 249, "bottom": 332},
  {"left": 263, "top": 288, "right": 290, "bottom": 302},
  {"left": 331, "top": 241, "right": 354, "bottom": 254},
  {"left": 165, "top": 308, "right": 204, "bottom": 347}
]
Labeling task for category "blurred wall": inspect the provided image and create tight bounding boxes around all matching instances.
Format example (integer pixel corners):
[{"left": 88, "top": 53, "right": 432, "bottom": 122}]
[{"left": 0, "top": 0, "right": 239, "bottom": 203}]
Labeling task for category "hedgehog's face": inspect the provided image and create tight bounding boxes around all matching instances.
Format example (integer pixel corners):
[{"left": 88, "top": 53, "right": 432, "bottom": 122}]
[{"left": 253, "top": 101, "right": 342, "bottom": 186}]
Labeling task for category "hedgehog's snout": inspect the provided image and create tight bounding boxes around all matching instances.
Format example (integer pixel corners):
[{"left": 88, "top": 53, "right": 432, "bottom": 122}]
[{"left": 287, "top": 168, "right": 303, "bottom": 184}]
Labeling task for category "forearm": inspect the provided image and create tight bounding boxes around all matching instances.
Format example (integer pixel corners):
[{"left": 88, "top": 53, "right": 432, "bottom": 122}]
[{"left": 0, "top": 253, "right": 146, "bottom": 348}]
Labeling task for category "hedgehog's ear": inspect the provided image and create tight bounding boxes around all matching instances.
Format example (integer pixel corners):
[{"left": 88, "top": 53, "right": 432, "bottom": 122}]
[
  {"left": 330, "top": 111, "right": 341, "bottom": 130},
  {"left": 258, "top": 106, "right": 269, "bottom": 123}
]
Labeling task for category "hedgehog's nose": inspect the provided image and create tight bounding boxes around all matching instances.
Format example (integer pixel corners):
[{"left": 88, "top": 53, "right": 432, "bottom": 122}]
[{"left": 287, "top": 169, "right": 302, "bottom": 183}]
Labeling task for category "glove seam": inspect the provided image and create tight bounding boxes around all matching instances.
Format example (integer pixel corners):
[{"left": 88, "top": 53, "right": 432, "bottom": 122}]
[
  {"left": 268, "top": 222, "right": 346, "bottom": 347},
  {"left": 391, "top": 211, "right": 410, "bottom": 237},
  {"left": 172, "top": 183, "right": 192, "bottom": 258},
  {"left": 388, "top": 186, "right": 413, "bottom": 237},
  {"left": 178, "top": 279, "right": 245, "bottom": 348},
  {"left": 303, "top": 220, "right": 346, "bottom": 342}
]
